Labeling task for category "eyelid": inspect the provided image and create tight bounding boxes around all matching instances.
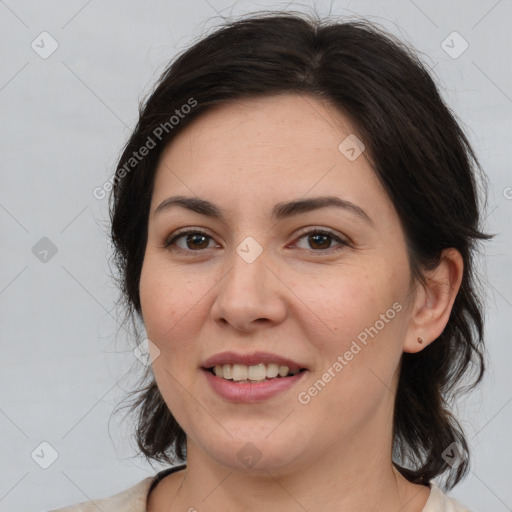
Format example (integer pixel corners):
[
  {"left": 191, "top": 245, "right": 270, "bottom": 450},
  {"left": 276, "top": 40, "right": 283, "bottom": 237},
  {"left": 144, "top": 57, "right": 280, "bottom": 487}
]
[
  {"left": 163, "top": 226, "right": 351, "bottom": 252},
  {"left": 289, "top": 226, "right": 350, "bottom": 253},
  {"left": 163, "top": 227, "right": 215, "bottom": 249},
  {"left": 292, "top": 226, "right": 350, "bottom": 245}
]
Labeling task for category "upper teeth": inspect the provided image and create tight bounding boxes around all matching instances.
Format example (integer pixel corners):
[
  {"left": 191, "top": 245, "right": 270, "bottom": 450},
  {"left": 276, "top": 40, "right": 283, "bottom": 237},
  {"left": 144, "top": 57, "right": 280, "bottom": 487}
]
[{"left": 213, "top": 363, "right": 300, "bottom": 381}]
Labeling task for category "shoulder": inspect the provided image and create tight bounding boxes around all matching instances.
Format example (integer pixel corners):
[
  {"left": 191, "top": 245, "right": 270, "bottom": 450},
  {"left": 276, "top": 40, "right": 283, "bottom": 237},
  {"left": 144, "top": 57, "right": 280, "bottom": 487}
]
[
  {"left": 423, "top": 481, "right": 473, "bottom": 512},
  {"left": 47, "top": 476, "right": 155, "bottom": 512}
]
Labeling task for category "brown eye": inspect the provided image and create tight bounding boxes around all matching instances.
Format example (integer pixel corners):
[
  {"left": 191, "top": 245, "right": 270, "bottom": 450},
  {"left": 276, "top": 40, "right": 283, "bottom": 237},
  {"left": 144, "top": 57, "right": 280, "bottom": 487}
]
[
  {"left": 294, "top": 229, "right": 348, "bottom": 252},
  {"left": 308, "top": 233, "right": 332, "bottom": 250},
  {"left": 165, "top": 230, "right": 216, "bottom": 251},
  {"left": 183, "top": 233, "right": 211, "bottom": 250}
]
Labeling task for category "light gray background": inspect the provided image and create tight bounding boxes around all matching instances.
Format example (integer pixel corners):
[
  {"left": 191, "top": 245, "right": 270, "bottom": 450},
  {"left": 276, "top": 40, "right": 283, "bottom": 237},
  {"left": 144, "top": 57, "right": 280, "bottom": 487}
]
[{"left": 1, "top": 1, "right": 511, "bottom": 511}]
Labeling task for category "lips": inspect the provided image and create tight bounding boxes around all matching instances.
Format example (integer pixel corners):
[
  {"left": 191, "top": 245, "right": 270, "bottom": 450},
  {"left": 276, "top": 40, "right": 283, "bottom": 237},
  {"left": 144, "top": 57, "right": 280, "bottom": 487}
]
[
  {"left": 203, "top": 365, "right": 307, "bottom": 402},
  {"left": 201, "top": 351, "right": 307, "bottom": 373},
  {"left": 201, "top": 351, "right": 309, "bottom": 402}
]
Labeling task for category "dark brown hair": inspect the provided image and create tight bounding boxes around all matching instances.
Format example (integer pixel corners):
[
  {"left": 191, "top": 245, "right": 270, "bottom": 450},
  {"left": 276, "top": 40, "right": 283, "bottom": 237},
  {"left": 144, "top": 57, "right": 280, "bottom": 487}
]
[{"left": 109, "top": 11, "right": 491, "bottom": 489}]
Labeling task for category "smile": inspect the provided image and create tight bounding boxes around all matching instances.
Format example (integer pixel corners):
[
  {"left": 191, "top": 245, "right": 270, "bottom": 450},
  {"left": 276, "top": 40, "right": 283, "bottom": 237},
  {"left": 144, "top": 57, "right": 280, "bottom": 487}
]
[
  {"left": 202, "top": 366, "right": 307, "bottom": 402},
  {"left": 209, "top": 363, "right": 304, "bottom": 382}
]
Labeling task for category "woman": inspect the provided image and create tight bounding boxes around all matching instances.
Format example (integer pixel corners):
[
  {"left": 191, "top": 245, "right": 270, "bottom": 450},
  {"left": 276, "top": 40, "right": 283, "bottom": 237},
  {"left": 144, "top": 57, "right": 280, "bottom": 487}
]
[{"left": 51, "top": 11, "right": 490, "bottom": 512}]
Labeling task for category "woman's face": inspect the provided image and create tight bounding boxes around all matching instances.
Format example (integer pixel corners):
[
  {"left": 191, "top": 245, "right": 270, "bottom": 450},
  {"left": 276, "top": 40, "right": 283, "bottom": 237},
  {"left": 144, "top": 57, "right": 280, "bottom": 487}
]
[{"left": 139, "top": 94, "right": 418, "bottom": 473}]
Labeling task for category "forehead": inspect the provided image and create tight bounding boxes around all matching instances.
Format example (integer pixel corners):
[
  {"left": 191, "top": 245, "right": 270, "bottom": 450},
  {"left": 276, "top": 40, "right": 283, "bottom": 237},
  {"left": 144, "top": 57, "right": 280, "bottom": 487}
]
[
  {"left": 159, "top": 94, "right": 355, "bottom": 168},
  {"left": 151, "top": 94, "right": 391, "bottom": 223}
]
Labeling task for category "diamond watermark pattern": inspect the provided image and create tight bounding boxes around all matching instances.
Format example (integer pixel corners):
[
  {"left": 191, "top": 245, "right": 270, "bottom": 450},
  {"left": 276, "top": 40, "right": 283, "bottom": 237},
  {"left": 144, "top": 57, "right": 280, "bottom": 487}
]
[
  {"left": 32, "top": 237, "right": 58, "bottom": 263},
  {"left": 237, "top": 442, "right": 263, "bottom": 468},
  {"left": 441, "top": 442, "right": 466, "bottom": 469},
  {"left": 134, "top": 338, "right": 161, "bottom": 366},
  {"left": 31, "top": 32, "right": 59, "bottom": 59},
  {"left": 441, "top": 32, "right": 468, "bottom": 59},
  {"left": 31, "top": 441, "right": 59, "bottom": 469},
  {"left": 236, "top": 236, "right": 263, "bottom": 264},
  {"left": 338, "top": 134, "right": 365, "bottom": 161}
]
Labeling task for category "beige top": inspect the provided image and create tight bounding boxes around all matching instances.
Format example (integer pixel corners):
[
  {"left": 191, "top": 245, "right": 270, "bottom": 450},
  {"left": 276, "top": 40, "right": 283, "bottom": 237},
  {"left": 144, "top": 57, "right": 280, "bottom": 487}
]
[{"left": 48, "top": 474, "right": 472, "bottom": 512}]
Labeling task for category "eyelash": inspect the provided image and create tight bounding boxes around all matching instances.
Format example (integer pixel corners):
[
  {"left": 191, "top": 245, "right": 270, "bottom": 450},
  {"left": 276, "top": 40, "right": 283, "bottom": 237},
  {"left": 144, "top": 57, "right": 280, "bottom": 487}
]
[{"left": 163, "top": 227, "right": 349, "bottom": 255}]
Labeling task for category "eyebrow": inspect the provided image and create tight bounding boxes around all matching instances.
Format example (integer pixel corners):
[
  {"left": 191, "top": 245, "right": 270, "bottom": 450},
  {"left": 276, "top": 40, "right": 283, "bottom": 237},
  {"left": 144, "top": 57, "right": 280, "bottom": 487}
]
[{"left": 153, "top": 195, "right": 373, "bottom": 225}]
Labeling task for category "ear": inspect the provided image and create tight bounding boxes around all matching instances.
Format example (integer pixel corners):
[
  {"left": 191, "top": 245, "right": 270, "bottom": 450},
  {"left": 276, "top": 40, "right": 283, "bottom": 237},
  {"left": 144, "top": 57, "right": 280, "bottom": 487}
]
[{"left": 403, "top": 248, "right": 464, "bottom": 354}]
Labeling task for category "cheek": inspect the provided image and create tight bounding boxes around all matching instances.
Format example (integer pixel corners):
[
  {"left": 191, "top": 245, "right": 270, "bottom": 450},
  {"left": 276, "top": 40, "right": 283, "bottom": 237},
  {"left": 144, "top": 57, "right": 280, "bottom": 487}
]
[
  {"left": 139, "top": 253, "right": 212, "bottom": 361},
  {"left": 293, "top": 274, "right": 406, "bottom": 433},
  {"left": 296, "top": 265, "right": 408, "bottom": 389},
  {"left": 296, "top": 268, "right": 391, "bottom": 348},
  {"left": 138, "top": 254, "right": 211, "bottom": 422}
]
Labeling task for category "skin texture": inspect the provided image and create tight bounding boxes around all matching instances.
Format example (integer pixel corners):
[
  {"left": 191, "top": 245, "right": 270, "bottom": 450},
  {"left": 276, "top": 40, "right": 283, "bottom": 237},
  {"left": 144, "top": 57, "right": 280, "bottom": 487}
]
[{"left": 140, "top": 94, "right": 463, "bottom": 512}]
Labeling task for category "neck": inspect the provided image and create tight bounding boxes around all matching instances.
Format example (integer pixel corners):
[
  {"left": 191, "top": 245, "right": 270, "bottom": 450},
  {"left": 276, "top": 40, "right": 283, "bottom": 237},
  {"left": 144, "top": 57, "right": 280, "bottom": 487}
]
[{"left": 170, "top": 420, "right": 430, "bottom": 512}]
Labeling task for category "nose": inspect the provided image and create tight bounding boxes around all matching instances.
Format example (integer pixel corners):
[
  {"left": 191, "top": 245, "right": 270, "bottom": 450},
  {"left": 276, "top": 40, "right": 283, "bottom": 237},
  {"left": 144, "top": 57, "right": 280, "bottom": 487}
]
[{"left": 209, "top": 247, "right": 288, "bottom": 332}]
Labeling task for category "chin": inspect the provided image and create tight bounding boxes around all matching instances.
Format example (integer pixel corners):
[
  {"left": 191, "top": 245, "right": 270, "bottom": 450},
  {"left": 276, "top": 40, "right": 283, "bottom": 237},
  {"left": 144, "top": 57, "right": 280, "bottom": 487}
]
[{"left": 194, "top": 430, "right": 307, "bottom": 474}]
